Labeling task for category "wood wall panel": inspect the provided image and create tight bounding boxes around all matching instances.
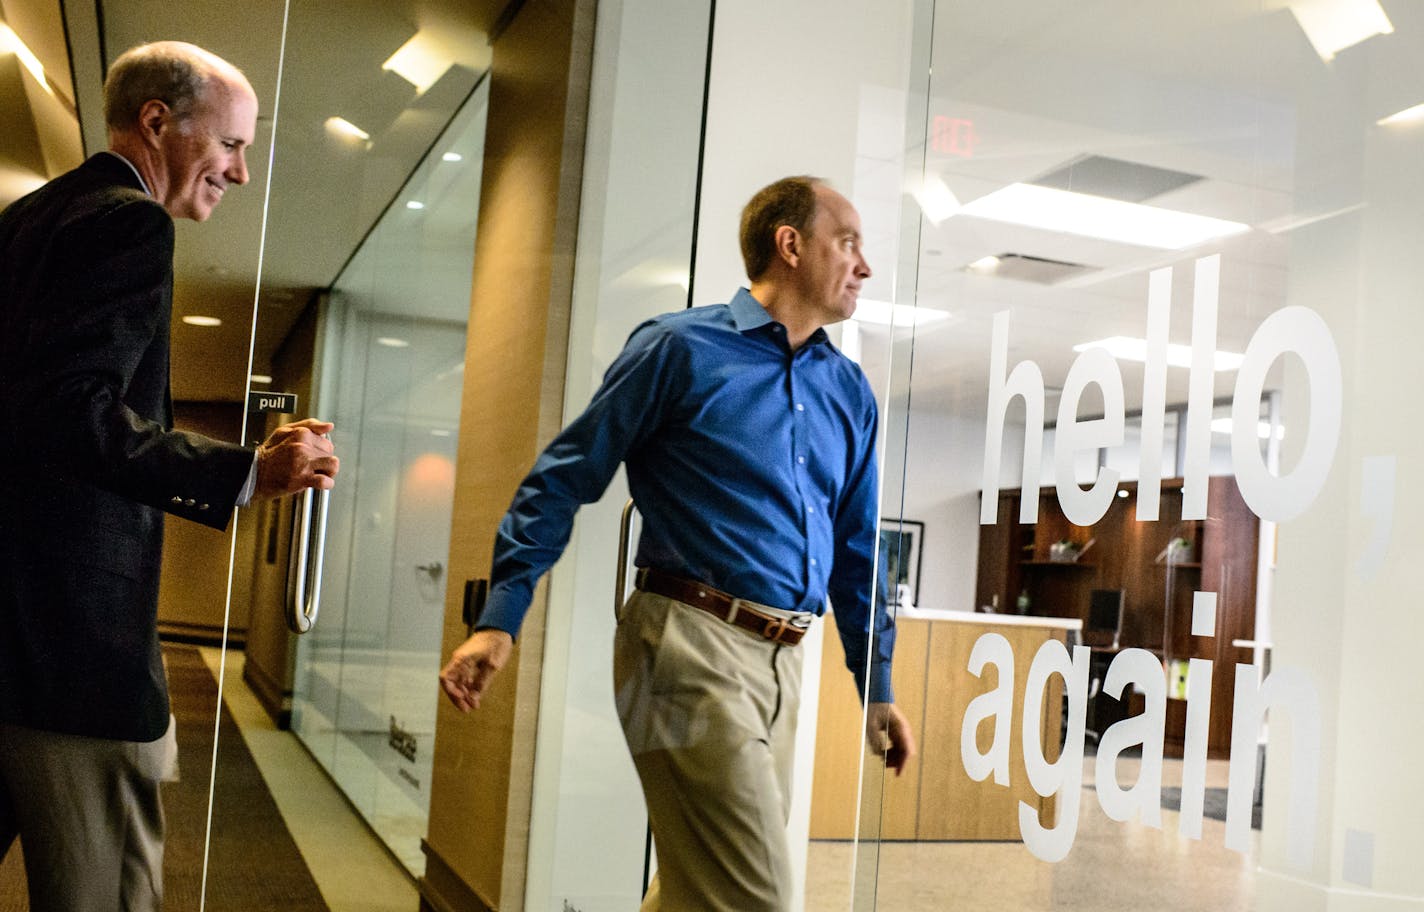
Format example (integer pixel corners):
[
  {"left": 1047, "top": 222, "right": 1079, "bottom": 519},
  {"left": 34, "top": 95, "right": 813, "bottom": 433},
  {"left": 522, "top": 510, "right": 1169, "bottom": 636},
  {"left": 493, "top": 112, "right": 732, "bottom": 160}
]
[{"left": 423, "top": 1, "right": 596, "bottom": 909}]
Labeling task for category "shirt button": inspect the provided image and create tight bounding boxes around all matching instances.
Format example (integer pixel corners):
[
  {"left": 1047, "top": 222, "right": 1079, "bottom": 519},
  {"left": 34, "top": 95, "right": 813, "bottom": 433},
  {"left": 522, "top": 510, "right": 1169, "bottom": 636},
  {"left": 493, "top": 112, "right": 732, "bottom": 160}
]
[
  {"left": 807, "top": 505, "right": 816, "bottom": 514},
  {"left": 795, "top": 403, "right": 805, "bottom": 412},
  {"left": 810, "top": 558, "right": 819, "bottom": 567},
  {"left": 797, "top": 456, "right": 806, "bottom": 465}
]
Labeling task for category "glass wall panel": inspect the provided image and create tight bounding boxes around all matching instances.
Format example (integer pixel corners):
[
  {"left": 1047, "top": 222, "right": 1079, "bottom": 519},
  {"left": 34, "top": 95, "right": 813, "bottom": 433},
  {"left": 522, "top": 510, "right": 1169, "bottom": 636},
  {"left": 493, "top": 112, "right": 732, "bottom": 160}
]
[
  {"left": 198, "top": 7, "right": 490, "bottom": 909},
  {"left": 869, "top": 1, "right": 1424, "bottom": 909}
]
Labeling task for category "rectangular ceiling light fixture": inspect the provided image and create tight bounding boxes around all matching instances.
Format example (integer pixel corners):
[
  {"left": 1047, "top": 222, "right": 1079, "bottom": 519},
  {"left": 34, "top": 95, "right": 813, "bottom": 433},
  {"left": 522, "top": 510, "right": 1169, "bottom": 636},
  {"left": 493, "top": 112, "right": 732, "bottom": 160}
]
[
  {"left": 854, "top": 298, "right": 952, "bottom": 328},
  {"left": 1377, "top": 102, "right": 1424, "bottom": 126},
  {"left": 0, "top": 24, "right": 49, "bottom": 91},
  {"left": 960, "top": 183, "right": 1250, "bottom": 250},
  {"left": 1074, "top": 336, "right": 1245, "bottom": 371},
  {"left": 1288, "top": 0, "right": 1393, "bottom": 62},
  {"left": 383, "top": 31, "right": 453, "bottom": 94},
  {"left": 325, "top": 116, "right": 370, "bottom": 141}
]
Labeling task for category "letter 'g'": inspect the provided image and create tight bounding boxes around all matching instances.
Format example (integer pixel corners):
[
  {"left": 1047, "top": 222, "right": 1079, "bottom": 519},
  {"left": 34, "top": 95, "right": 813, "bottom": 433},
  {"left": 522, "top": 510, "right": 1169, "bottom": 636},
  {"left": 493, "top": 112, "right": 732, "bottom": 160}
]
[{"left": 1020, "top": 639, "right": 1090, "bottom": 862}]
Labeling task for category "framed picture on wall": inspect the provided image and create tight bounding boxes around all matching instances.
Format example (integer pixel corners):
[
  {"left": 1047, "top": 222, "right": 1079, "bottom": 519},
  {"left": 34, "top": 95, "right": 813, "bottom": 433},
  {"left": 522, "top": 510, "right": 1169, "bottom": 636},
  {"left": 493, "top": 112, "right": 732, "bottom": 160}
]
[{"left": 879, "top": 518, "right": 924, "bottom": 607}]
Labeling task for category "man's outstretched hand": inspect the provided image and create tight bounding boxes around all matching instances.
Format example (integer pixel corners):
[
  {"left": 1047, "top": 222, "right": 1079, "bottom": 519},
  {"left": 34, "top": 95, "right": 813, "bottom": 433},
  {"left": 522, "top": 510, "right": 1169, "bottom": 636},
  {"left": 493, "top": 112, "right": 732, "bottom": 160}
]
[
  {"left": 440, "top": 629, "right": 515, "bottom": 712},
  {"left": 253, "top": 418, "right": 339, "bottom": 500},
  {"left": 865, "top": 701, "right": 917, "bottom": 776}
]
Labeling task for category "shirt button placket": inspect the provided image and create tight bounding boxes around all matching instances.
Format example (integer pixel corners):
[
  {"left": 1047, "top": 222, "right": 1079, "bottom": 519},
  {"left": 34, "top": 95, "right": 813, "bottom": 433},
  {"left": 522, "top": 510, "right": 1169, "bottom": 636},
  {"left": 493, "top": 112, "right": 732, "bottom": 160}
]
[{"left": 788, "top": 362, "right": 814, "bottom": 582}]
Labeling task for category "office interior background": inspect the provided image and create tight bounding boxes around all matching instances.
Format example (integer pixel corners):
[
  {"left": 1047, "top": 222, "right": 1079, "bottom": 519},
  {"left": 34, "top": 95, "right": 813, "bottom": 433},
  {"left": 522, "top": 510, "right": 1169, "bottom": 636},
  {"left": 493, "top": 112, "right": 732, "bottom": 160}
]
[{"left": 2, "top": 0, "right": 1421, "bottom": 909}]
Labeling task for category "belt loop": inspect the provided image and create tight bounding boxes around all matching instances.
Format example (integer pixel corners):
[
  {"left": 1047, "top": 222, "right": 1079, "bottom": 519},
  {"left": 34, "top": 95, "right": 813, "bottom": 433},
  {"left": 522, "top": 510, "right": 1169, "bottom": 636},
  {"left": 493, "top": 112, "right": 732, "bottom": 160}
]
[{"left": 726, "top": 597, "right": 742, "bottom": 624}]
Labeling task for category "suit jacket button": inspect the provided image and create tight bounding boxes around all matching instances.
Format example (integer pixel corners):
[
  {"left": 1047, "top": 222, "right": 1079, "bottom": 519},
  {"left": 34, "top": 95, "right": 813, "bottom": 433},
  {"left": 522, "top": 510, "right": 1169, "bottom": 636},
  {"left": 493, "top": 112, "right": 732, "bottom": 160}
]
[
  {"left": 171, "top": 496, "right": 183, "bottom": 505},
  {"left": 198, "top": 503, "right": 210, "bottom": 511},
  {"left": 184, "top": 498, "right": 196, "bottom": 507}
]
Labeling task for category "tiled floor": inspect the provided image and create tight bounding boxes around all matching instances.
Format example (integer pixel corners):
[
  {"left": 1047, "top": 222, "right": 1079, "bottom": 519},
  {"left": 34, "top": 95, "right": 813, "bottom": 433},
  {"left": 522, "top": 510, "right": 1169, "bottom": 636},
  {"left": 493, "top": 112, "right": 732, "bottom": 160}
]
[{"left": 209, "top": 649, "right": 1255, "bottom": 911}]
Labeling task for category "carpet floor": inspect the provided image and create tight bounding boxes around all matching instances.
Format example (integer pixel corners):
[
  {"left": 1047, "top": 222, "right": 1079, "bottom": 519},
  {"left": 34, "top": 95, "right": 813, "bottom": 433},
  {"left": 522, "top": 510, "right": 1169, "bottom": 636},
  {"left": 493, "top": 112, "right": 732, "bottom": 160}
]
[{"left": 0, "top": 646, "right": 329, "bottom": 911}]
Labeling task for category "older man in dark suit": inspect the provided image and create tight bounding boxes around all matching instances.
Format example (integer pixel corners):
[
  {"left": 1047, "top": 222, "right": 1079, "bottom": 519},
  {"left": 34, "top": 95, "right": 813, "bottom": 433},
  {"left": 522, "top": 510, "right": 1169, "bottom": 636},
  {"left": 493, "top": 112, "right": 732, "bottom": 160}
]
[{"left": 0, "top": 41, "right": 338, "bottom": 910}]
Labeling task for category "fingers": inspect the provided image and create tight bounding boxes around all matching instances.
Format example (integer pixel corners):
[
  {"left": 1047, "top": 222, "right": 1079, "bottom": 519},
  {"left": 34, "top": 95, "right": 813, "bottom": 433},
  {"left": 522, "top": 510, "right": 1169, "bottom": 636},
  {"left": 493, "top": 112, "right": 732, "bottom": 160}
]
[
  {"left": 866, "top": 702, "right": 917, "bottom": 776},
  {"left": 252, "top": 418, "right": 342, "bottom": 500},
  {"left": 277, "top": 418, "right": 334, "bottom": 436},
  {"left": 438, "top": 630, "right": 514, "bottom": 713}
]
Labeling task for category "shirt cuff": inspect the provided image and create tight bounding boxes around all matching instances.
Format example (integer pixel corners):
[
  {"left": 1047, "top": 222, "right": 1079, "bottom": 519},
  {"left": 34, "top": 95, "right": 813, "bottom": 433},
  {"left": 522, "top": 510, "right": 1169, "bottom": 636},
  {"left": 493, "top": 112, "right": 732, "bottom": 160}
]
[
  {"left": 235, "top": 452, "right": 259, "bottom": 507},
  {"left": 476, "top": 586, "right": 531, "bottom": 638},
  {"left": 863, "top": 660, "right": 896, "bottom": 704}
]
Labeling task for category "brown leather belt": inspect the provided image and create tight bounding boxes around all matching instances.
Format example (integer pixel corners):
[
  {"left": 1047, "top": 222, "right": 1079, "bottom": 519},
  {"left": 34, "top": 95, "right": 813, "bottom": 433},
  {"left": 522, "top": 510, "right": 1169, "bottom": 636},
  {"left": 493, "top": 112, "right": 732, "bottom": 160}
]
[{"left": 635, "top": 568, "right": 809, "bottom": 647}]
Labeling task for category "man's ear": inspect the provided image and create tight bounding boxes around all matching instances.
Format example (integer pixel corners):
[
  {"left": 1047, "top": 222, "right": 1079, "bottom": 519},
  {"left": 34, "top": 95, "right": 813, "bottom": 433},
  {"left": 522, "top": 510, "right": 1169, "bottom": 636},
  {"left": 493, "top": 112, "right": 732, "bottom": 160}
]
[
  {"left": 136, "top": 99, "right": 172, "bottom": 148},
  {"left": 773, "top": 224, "right": 800, "bottom": 269}
]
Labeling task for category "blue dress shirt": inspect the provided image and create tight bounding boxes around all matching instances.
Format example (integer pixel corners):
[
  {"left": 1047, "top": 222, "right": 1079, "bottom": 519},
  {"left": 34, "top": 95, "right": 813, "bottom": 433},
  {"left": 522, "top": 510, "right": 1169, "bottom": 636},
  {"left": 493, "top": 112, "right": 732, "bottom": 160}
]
[{"left": 480, "top": 288, "right": 896, "bottom": 702}]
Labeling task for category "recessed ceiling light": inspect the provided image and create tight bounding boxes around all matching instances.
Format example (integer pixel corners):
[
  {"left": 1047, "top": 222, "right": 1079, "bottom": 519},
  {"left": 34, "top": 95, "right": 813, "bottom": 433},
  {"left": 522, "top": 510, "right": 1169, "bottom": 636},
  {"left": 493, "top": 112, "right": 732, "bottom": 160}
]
[
  {"left": 406, "top": 200, "right": 425, "bottom": 210},
  {"left": 382, "top": 30, "right": 453, "bottom": 93},
  {"left": 250, "top": 374, "right": 273, "bottom": 384},
  {"left": 1117, "top": 489, "right": 1130, "bottom": 499},
  {"left": 442, "top": 152, "right": 463, "bottom": 162},
  {"left": 968, "top": 255, "right": 1001, "bottom": 271},
  {"left": 376, "top": 337, "right": 410, "bottom": 348},
  {"left": 853, "top": 298, "right": 952, "bottom": 328},
  {"left": 1073, "top": 336, "right": 1244, "bottom": 371},
  {"left": 1377, "top": 102, "right": 1424, "bottom": 126},
  {"left": 325, "top": 116, "right": 370, "bottom": 142},
  {"left": 182, "top": 315, "right": 222, "bottom": 327},
  {"left": 1288, "top": 0, "right": 1393, "bottom": 62}
]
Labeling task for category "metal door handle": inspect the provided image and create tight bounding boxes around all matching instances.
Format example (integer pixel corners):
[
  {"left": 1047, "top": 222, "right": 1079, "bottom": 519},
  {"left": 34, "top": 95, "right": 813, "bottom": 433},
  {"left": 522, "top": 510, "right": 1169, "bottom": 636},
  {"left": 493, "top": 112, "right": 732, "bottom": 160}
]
[
  {"left": 615, "top": 499, "right": 637, "bottom": 615},
  {"left": 286, "top": 486, "right": 331, "bottom": 634}
]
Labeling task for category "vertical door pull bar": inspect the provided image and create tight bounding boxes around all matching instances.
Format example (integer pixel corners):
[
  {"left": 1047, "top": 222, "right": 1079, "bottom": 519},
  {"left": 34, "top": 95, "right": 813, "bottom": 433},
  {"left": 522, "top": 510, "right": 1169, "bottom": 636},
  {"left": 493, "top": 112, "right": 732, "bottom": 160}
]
[
  {"left": 615, "top": 498, "right": 637, "bottom": 616},
  {"left": 286, "top": 486, "right": 331, "bottom": 634}
]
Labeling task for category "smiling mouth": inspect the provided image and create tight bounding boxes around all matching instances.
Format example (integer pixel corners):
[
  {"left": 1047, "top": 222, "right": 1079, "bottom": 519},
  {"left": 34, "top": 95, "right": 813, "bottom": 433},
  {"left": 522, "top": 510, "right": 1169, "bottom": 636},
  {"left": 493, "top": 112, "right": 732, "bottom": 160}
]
[{"left": 205, "top": 178, "right": 226, "bottom": 197}]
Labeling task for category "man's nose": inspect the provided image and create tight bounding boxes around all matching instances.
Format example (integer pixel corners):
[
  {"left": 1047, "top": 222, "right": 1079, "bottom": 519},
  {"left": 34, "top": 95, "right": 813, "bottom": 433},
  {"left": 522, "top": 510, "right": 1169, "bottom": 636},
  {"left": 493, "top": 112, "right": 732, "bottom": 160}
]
[
  {"left": 857, "top": 253, "right": 872, "bottom": 279},
  {"left": 229, "top": 150, "right": 249, "bottom": 185}
]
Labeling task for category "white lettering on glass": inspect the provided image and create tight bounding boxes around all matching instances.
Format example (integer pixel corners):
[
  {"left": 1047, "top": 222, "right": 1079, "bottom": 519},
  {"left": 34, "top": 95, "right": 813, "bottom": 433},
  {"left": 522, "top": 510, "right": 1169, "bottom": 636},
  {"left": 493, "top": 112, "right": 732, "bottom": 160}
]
[
  {"left": 1018, "top": 639, "right": 1089, "bottom": 863},
  {"left": 1055, "top": 347, "right": 1124, "bottom": 526},
  {"left": 1231, "top": 306, "right": 1342, "bottom": 522},
  {"left": 981, "top": 311, "right": 1044, "bottom": 524},
  {"left": 972, "top": 255, "right": 1336, "bottom": 868},
  {"left": 979, "top": 254, "right": 1344, "bottom": 524}
]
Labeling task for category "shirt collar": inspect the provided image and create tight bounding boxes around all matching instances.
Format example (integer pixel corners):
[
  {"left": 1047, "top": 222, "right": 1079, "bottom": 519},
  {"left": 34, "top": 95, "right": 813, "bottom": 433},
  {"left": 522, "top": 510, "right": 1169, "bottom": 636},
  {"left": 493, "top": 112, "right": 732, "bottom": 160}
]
[
  {"left": 729, "top": 287, "right": 833, "bottom": 348},
  {"left": 102, "top": 151, "right": 151, "bottom": 197}
]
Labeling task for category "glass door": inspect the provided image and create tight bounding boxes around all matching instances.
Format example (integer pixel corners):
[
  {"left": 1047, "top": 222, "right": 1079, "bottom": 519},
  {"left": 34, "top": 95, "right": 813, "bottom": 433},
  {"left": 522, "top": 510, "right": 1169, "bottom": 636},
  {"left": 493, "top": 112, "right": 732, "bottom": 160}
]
[
  {"left": 289, "top": 84, "right": 487, "bottom": 875},
  {"left": 862, "top": 0, "right": 1424, "bottom": 909},
  {"left": 195, "top": 5, "right": 491, "bottom": 909}
]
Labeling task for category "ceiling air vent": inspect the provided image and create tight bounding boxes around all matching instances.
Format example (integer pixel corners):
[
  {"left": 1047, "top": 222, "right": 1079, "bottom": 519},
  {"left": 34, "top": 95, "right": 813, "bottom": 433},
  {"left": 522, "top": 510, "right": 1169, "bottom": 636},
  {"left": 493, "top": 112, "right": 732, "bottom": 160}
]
[
  {"left": 964, "top": 252, "right": 1095, "bottom": 285},
  {"left": 1032, "top": 155, "right": 1203, "bottom": 203}
]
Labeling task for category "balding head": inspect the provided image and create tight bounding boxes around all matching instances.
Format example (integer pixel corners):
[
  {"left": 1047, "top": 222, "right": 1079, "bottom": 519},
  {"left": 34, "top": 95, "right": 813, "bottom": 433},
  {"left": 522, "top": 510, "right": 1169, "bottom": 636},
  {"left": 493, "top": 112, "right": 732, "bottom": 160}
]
[{"left": 103, "top": 41, "right": 253, "bottom": 135}]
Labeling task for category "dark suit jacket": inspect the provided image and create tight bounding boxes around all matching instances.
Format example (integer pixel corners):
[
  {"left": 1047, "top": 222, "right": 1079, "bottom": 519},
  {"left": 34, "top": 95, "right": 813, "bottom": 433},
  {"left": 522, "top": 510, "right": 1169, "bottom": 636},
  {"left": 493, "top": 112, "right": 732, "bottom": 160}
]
[{"left": 0, "top": 153, "right": 254, "bottom": 742}]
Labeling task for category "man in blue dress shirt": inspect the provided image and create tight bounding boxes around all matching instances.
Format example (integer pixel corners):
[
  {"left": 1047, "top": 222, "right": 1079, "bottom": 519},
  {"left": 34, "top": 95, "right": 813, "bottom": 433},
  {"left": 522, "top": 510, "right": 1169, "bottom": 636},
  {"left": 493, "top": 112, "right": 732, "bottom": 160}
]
[{"left": 440, "top": 176, "right": 915, "bottom": 910}]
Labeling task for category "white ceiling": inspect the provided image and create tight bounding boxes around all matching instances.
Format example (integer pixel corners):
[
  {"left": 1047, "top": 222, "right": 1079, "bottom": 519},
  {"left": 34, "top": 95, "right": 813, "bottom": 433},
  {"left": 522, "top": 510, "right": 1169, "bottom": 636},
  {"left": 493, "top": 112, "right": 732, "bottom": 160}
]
[{"left": 853, "top": 0, "right": 1422, "bottom": 420}]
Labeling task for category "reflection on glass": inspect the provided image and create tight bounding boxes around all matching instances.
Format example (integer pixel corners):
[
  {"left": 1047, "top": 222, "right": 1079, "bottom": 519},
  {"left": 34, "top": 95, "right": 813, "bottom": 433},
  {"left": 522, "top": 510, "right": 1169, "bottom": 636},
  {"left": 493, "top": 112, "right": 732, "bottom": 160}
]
[
  {"left": 861, "top": 0, "right": 1422, "bottom": 909},
  {"left": 289, "top": 83, "right": 488, "bottom": 875}
]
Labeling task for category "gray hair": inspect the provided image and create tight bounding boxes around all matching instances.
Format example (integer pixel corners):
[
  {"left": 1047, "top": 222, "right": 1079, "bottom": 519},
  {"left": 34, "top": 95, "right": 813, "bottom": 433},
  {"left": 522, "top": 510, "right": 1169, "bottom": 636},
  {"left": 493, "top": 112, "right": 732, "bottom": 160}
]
[{"left": 103, "top": 41, "right": 231, "bottom": 130}]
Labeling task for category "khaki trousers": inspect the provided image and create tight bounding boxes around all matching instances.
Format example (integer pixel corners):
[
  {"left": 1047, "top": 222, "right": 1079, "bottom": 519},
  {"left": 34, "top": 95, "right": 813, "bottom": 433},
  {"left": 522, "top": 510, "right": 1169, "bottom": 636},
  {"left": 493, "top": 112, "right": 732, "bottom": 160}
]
[
  {"left": 0, "top": 717, "right": 177, "bottom": 912},
  {"left": 614, "top": 588, "right": 805, "bottom": 912}
]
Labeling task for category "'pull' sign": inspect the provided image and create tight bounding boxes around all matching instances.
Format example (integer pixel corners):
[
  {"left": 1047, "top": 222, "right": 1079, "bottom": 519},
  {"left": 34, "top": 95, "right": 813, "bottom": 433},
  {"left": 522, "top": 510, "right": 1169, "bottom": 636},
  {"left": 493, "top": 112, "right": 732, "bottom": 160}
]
[{"left": 248, "top": 391, "right": 298, "bottom": 414}]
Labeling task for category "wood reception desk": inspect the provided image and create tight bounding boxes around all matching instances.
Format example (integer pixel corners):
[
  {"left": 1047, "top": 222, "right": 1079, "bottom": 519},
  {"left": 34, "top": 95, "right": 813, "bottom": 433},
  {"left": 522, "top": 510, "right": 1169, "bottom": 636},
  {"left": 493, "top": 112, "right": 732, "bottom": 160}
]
[{"left": 809, "top": 611, "right": 1080, "bottom": 841}]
